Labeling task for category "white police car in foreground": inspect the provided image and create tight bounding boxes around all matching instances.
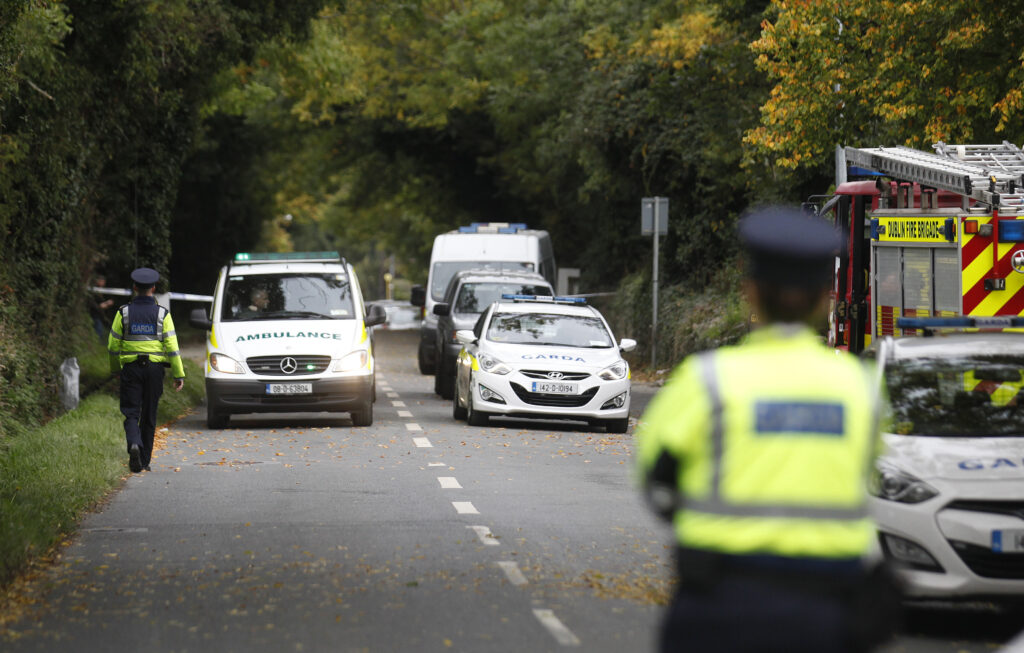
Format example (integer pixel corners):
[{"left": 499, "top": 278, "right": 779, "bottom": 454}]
[
  {"left": 452, "top": 295, "right": 635, "bottom": 432},
  {"left": 867, "top": 317, "right": 1024, "bottom": 605},
  {"left": 190, "top": 252, "right": 385, "bottom": 428}
]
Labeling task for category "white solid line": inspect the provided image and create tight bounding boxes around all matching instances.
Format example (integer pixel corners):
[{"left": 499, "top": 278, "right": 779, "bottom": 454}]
[
  {"left": 405, "top": 422, "right": 422, "bottom": 431},
  {"left": 386, "top": 392, "right": 399, "bottom": 398},
  {"left": 438, "top": 476, "right": 462, "bottom": 489},
  {"left": 452, "top": 501, "right": 479, "bottom": 515},
  {"left": 497, "top": 561, "right": 527, "bottom": 585},
  {"left": 427, "top": 462, "right": 445, "bottom": 467},
  {"left": 397, "top": 410, "right": 413, "bottom": 417},
  {"left": 533, "top": 609, "right": 580, "bottom": 647},
  {"left": 391, "top": 400, "right": 406, "bottom": 407},
  {"left": 467, "top": 525, "right": 499, "bottom": 546},
  {"left": 413, "top": 437, "right": 433, "bottom": 448}
]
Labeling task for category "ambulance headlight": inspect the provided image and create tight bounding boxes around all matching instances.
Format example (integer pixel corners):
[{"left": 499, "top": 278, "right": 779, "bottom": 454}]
[
  {"left": 477, "top": 352, "right": 511, "bottom": 375},
  {"left": 210, "top": 353, "right": 244, "bottom": 374},
  {"left": 599, "top": 361, "right": 628, "bottom": 381},
  {"left": 869, "top": 462, "right": 938, "bottom": 504},
  {"left": 333, "top": 350, "right": 369, "bottom": 372}
]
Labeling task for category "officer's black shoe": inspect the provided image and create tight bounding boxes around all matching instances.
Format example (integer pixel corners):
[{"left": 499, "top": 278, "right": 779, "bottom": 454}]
[
  {"left": 143, "top": 465, "right": 151, "bottom": 472},
  {"left": 129, "top": 444, "right": 142, "bottom": 473}
]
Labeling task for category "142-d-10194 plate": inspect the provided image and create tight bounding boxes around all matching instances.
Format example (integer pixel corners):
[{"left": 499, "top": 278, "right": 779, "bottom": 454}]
[
  {"left": 992, "top": 529, "right": 1024, "bottom": 553},
  {"left": 530, "top": 381, "right": 577, "bottom": 394},
  {"left": 266, "top": 383, "right": 313, "bottom": 395}
]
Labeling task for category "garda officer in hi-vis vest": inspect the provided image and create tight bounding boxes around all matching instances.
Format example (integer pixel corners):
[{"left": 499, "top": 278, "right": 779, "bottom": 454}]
[
  {"left": 108, "top": 268, "right": 185, "bottom": 473},
  {"left": 636, "top": 206, "right": 900, "bottom": 652}
]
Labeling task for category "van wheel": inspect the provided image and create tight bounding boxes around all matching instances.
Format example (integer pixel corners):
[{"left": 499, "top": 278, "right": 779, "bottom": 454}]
[
  {"left": 351, "top": 401, "right": 373, "bottom": 427},
  {"left": 418, "top": 343, "right": 435, "bottom": 375},
  {"left": 452, "top": 387, "right": 467, "bottom": 421},
  {"left": 436, "top": 368, "right": 454, "bottom": 400},
  {"left": 207, "top": 411, "right": 229, "bottom": 429}
]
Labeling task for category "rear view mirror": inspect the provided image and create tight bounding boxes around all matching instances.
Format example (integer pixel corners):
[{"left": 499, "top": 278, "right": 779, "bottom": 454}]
[
  {"left": 455, "top": 330, "right": 476, "bottom": 346},
  {"left": 410, "top": 285, "right": 426, "bottom": 307},
  {"left": 189, "top": 307, "right": 212, "bottom": 330},
  {"left": 619, "top": 338, "right": 637, "bottom": 353},
  {"left": 433, "top": 303, "right": 451, "bottom": 317}
]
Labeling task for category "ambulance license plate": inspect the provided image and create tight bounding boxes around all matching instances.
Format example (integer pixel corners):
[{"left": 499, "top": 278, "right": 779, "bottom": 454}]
[
  {"left": 531, "top": 381, "right": 578, "bottom": 395},
  {"left": 991, "top": 529, "right": 1024, "bottom": 553},
  {"left": 266, "top": 383, "right": 312, "bottom": 395}
]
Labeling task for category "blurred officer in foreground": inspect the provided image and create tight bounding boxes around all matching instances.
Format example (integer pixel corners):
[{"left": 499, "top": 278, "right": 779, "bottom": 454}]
[
  {"left": 108, "top": 268, "right": 185, "bottom": 473},
  {"left": 636, "top": 206, "right": 899, "bottom": 652}
]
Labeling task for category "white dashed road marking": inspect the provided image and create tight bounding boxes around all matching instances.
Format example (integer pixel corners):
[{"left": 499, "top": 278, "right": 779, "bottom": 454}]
[
  {"left": 386, "top": 392, "right": 399, "bottom": 398},
  {"left": 437, "top": 476, "right": 461, "bottom": 489},
  {"left": 391, "top": 400, "right": 406, "bottom": 407},
  {"left": 497, "top": 561, "right": 527, "bottom": 585},
  {"left": 427, "top": 462, "right": 446, "bottom": 467},
  {"left": 452, "top": 501, "right": 479, "bottom": 515},
  {"left": 405, "top": 423, "right": 422, "bottom": 431},
  {"left": 467, "top": 525, "right": 500, "bottom": 546},
  {"left": 397, "top": 410, "right": 413, "bottom": 417},
  {"left": 413, "top": 437, "right": 433, "bottom": 448},
  {"left": 533, "top": 609, "right": 580, "bottom": 646}
]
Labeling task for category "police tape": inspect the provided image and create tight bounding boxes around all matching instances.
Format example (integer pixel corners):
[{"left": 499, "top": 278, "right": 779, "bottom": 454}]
[{"left": 91, "top": 287, "right": 213, "bottom": 303}]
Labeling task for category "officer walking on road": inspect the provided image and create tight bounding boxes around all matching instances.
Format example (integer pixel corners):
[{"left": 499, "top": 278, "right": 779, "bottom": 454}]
[
  {"left": 636, "top": 206, "right": 899, "bottom": 652},
  {"left": 108, "top": 268, "right": 185, "bottom": 473}
]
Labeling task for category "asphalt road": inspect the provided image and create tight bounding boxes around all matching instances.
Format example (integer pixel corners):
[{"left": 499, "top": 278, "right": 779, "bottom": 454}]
[{"left": 2, "top": 329, "right": 1022, "bottom": 652}]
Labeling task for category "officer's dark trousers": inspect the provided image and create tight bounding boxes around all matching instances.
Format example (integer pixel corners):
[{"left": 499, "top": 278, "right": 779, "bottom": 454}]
[
  {"left": 120, "top": 359, "right": 164, "bottom": 467},
  {"left": 660, "top": 577, "right": 858, "bottom": 653}
]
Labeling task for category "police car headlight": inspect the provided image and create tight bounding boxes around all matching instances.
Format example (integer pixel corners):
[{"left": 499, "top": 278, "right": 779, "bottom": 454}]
[
  {"left": 599, "top": 361, "right": 628, "bottom": 381},
  {"left": 333, "top": 350, "right": 369, "bottom": 372},
  {"left": 869, "top": 462, "right": 938, "bottom": 504},
  {"left": 210, "top": 353, "right": 244, "bottom": 374},
  {"left": 477, "top": 352, "right": 511, "bottom": 375}
]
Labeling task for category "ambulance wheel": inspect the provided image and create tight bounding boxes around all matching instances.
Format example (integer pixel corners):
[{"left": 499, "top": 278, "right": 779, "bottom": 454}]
[
  {"left": 603, "top": 418, "right": 629, "bottom": 434},
  {"left": 351, "top": 400, "right": 373, "bottom": 427},
  {"left": 466, "top": 396, "right": 489, "bottom": 427},
  {"left": 207, "top": 411, "right": 230, "bottom": 429},
  {"left": 452, "top": 387, "right": 467, "bottom": 421}
]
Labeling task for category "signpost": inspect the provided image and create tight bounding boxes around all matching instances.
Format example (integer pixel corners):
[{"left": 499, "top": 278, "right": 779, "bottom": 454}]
[{"left": 641, "top": 197, "right": 669, "bottom": 369}]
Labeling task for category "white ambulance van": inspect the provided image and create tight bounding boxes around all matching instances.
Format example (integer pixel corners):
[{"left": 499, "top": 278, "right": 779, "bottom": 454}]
[
  {"left": 189, "top": 252, "right": 386, "bottom": 428},
  {"left": 411, "top": 223, "right": 555, "bottom": 374}
]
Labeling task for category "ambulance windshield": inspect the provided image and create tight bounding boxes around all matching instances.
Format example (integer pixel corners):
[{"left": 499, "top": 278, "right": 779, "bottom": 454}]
[{"left": 222, "top": 273, "right": 354, "bottom": 321}]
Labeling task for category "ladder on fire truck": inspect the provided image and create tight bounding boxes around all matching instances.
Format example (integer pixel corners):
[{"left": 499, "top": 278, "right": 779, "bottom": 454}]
[{"left": 844, "top": 141, "right": 1024, "bottom": 209}]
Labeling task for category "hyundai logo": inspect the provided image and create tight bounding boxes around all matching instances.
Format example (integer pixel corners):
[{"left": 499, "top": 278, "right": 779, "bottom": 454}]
[
  {"left": 1013, "top": 250, "right": 1024, "bottom": 275},
  {"left": 280, "top": 357, "right": 298, "bottom": 374},
  {"left": 547, "top": 371, "right": 564, "bottom": 380}
]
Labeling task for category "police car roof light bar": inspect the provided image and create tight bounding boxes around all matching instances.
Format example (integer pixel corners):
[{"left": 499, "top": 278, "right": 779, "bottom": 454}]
[
  {"left": 501, "top": 294, "right": 587, "bottom": 305},
  {"left": 232, "top": 251, "right": 343, "bottom": 264},
  {"left": 897, "top": 316, "right": 1024, "bottom": 330}
]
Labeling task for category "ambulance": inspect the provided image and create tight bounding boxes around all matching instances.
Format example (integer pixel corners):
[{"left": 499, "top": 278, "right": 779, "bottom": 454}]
[{"left": 189, "top": 252, "right": 385, "bottom": 428}]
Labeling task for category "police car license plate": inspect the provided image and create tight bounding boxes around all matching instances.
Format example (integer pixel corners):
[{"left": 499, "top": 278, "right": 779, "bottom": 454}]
[
  {"left": 265, "top": 383, "right": 312, "bottom": 395},
  {"left": 531, "top": 381, "right": 578, "bottom": 394},
  {"left": 991, "top": 529, "right": 1024, "bottom": 553}
]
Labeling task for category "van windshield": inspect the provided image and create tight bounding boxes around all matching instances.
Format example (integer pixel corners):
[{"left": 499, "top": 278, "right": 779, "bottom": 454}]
[
  {"left": 431, "top": 261, "right": 535, "bottom": 300},
  {"left": 222, "top": 273, "right": 355, "bottom": 321},
  {"left": 455, "top": 282, "right": 552, "bottom": 315}
]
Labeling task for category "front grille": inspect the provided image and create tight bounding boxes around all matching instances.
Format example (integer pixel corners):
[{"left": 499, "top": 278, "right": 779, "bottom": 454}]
[
  {"left": 520, "top": 370, "right": 591, "bottom": 381},
  {"left": 247, "top": 355, "right": 331, "bottom": 376},
  {"left": 948, "top": 540, "right": 1024, "bottom": 579},
  {"left": 510, "top": 383, "right": 597, "bottom": 407},
  {"left": 946, "top": 500, "right": 1024, "bottom": 520}
]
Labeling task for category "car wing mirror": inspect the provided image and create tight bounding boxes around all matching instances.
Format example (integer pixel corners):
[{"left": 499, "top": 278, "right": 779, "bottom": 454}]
[
  {"left": 189, "top": 307, "right": 213, "bottom": 330},
  {"left": 410, "top": 285, "right": 426, "bottom": 307},
  {"left": 619, "top": 338, "right": 637, "bottom": 353},
  {"left": 433, "top": 303, "right": 451, "bottom": 317},
  {"left": 364, "top": 303, "right": 387, "bottom": 327},
  {"left": 455, "top": 330, "right": 476, "bottom": 346}
]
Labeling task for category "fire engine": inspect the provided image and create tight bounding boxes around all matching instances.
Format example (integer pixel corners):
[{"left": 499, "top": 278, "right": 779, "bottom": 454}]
[{"left": 812, "top": 142, "right": 1024, "bottom": 353}]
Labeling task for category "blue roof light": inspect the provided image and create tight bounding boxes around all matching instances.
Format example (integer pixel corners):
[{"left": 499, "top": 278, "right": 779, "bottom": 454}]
[
  {"left": 897, "top": 316, "right": 1024, "bottom": 329},
  {"left": 500, "top": 294, "right": 587, "bottom": 305}
]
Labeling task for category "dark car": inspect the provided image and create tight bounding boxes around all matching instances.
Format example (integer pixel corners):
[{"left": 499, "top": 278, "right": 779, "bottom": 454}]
[{"left": 431, "top": 269, "right": 553, "bottom": 398}]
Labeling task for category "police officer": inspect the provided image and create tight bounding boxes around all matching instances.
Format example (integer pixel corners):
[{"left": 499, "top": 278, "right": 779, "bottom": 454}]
[
  {"left": 108, "top": 268, "right": 185, "bottom": 473},
  {"left": 636, "top": 206, "right": 898, "bottom": 652}
]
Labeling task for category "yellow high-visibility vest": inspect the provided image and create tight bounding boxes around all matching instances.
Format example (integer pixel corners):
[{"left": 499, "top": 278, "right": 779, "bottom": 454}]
[{"left": 636, "top": 325, "right": 881, "bottom": 559}]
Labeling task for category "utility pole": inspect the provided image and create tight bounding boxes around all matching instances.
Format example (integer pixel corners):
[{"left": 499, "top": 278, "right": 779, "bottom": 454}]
[{"left": 641, "top": 197, "right": 669, "bottom": 369}]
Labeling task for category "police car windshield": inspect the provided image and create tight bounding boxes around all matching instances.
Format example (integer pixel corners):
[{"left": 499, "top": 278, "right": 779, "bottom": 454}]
[
  {"left": 455, "top": 283, "right": 552, "bottom": 315},
  {"left": 222, "top": 273, "right": 354, "bottom": 321},
  {"left": 431, "top": 261, "right": 535, "bottom": 300},
  {"left": 486, "top": 313, "right": 612, "bottom": 348},
  {"left": 885, "top": 355, "right": 1024, "bottom": 437}
]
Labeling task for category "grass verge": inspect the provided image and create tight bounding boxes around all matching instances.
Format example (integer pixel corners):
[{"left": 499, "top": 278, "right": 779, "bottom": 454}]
[{"left": 0, "top": 357, "right": 204, "bottom": 585}]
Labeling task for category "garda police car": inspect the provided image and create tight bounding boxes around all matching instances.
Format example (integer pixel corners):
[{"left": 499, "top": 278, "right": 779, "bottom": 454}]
[
  {"left": 189, "top": 252, "right": 385, "bottom": 428},
  {"left": 452, "top": 295, "right": 635, "bottom": 432},
  {"left": 867, "top": 318, "right": 1024, "bottom": 605}
]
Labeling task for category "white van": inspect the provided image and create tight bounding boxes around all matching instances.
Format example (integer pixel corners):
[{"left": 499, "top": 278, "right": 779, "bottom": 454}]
[
  {"left": 411, "top": 223, "right": 555, "bottom": 374},
  {"left": 190, "top": 252, "right": 386, "bottom": 428}
]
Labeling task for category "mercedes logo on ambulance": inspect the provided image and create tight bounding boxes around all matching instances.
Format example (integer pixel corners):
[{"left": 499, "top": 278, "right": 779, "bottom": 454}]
[
  {"left": 280, "top": 357, "right": 298, "bottom": 374},
  {"left": 1012, "top": 250, "right": 1024, "bottom": 274}
]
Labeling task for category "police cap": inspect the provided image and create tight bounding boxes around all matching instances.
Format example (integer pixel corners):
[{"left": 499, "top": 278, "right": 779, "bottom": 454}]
[
  {"left": 130, "top": 267, "right": 160, "bottom": 287},
  {"left": 739, "top": 206, "right": 842, "bottom": 289}
]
